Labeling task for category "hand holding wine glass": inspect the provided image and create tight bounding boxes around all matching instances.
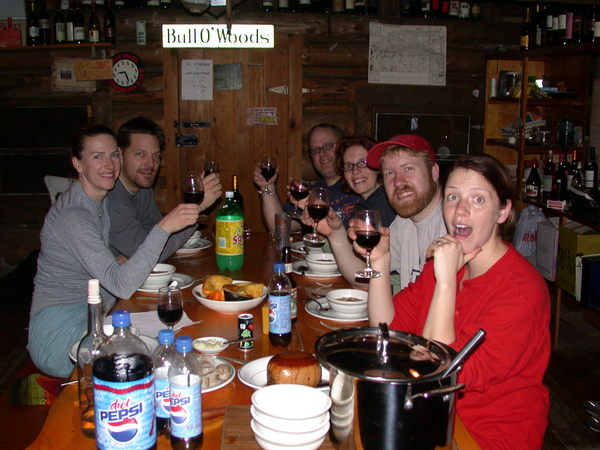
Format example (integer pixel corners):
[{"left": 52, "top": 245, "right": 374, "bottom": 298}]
[
  {"left": 157, "top": 286, "right": 183, "bottom": 330},
  {"left": 260, "top": 156, "right": 276, "bottom": 194},
  {"left": 288, "top": 178, "right": 310, "bottom": 218},
  {"left": 204, "top": 160, "right": 219, "bottom": 176},
  {"left": 353, "top": 209, "right": 382, "bottom": 279},
  {"left": 303, "top": 187, "right": 331, "bottom": 246},
  {"left": 182, "top": 173, "right": 204, "bottom": 204}
]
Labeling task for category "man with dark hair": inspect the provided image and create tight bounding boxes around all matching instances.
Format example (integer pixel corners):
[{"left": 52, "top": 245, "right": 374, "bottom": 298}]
[
  {"left": 107, "top": 117, "right": 222, "bottom": 261},
  {"left": 253, "top": 123, "right": 359, "bottom": 232}
]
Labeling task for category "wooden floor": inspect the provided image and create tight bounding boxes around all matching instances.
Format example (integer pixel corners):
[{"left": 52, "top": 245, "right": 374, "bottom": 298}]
[{"left": 0, "top": 295, "right": 598, "bottom": 449}]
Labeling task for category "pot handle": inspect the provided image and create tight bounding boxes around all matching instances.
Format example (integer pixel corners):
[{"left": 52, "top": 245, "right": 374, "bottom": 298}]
[{"left": 403, "top": 383, "right": 466, "bottom": 410}]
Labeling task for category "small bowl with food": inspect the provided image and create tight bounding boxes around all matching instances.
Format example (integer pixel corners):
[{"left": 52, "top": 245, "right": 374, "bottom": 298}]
[
  {"left": 304, "top": 252, "right": 338, "bottom": 275},
  {"left": 193, "top": 336, "right": 229, "bottom": 355},
  {"left": 325, "top": 288, "right": 368, "bottom": 317},
  {"left": 192, "top": 275, "right": 267, "bottom": 314},
  {"left": 140, "top": 263, "right": 176, "bottom": 290},
  {"left": 182, "top": 230, "right": 202, "bottom": 249}
]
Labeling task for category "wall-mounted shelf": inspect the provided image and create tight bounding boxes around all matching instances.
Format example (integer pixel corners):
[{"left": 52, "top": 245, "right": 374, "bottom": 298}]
[{"left": 0, "top": 43, "right": 113, "bottom": 52}]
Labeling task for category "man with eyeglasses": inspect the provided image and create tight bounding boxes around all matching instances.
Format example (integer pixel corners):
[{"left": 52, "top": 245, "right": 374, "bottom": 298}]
[
  {"left": 308, "top": 134, "right": 446, "bottom": 292},
  {"left": 254, "top": 123, "right": 360, "bottom": 232},
  {"left": 107, "top": 117, "right": 222, "bottom": 262}
]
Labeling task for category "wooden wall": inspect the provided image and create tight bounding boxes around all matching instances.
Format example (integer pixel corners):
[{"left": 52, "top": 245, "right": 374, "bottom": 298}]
[{"left": 0, "top": 2, "right": 521, "bottom": 262}]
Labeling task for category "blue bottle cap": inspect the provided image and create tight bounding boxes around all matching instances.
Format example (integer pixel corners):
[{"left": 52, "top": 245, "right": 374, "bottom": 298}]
[
  {"left": 274, "top": 262, "right": 284, "bottom": 273},
  {"left": 176, "top": 336, "right": 193, "bottom": 353},
  {"left": 158, "top": 329, "right": 175, "bottom": 345},
  {"left": 112, "top": 310, "right": 130, "bottom": 328}
]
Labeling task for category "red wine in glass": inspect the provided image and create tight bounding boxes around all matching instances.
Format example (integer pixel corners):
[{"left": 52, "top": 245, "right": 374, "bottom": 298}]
[
  {"left": 261, "top": 165, "right": 276, "bottom": 180},
  {"left": 157, "top": 303, "right": 183, "bottom": 327},
  {"left": 290, "top": 188, "right": 309, "bottom": 202},
  {"left": 183, "top": 191, "right": 204, "bottom": 204},
  {"left": 355, "top": 230, "right": 381, "bottom": 252},
  {"left": 307, "top": 204, "right": 329, "bottom": 221}
]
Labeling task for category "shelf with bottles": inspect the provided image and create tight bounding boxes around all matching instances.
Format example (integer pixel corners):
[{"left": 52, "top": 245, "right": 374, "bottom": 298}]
[{"left": 0, "top": 42, "right": 112, "bottom": 51}]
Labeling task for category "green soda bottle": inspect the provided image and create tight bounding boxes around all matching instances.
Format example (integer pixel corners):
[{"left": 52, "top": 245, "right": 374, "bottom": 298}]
[{"left": 215, "top": 191, "right": 244, "bottom": 271}]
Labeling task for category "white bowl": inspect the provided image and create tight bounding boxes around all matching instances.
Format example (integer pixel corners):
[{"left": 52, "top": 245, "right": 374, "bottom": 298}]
[
  {"left": 325, "top": 289, "right": 368, "bottom": 316},
  {"left": 251, "top": 420, "right": 328, "bottom": 450},
  {"left": 251, "top": 406, "right": 329, "bottom": 433},
  {"left": 140, "top": 263, "right": 176, "bottom": 290},
  {"left": 192, "top": 281, "right": 267, "bottom": 315},
  {"left": 304, "top": 252, "right": 338, "bottom": 274},
  {"left": 251, "top": 418, "right": 330, "bottom": 445},
  {"left": 182, "top": 231, "right": 202, "bottom": 249},
  {"left": 252, "top": 384, "right": 332, "bottom": 421},
  {"left": 192, "top": 336, "right": 229, "bottom": 355}
]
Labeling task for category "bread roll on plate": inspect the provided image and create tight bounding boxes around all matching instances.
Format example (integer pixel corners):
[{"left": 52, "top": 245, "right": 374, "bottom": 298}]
[{"left": 267, "top": 351, "right": 322, "bottom": 387}]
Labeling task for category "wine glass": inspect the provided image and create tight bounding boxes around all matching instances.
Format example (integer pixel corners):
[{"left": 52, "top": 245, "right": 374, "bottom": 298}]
[
  {"left": 303, "top": 187, "right": 331, "bottom": 247},
  {"left": 204, "top": 160, "right": 219, "bottom": 176},
  {"left": 260, "top": 156, "right": 276, "bottom": 194},
  {"left": 157, "top": 286, "right": 183, "bottom": 330},
  {"left": 182, "top": 173, "right": 204, "bottom": 204},
  {"left": 288, "top": 178, "right": 311, "bottom": 218},
  {"left": 353, "top": 209, "right": 382, "bottom": 279}
]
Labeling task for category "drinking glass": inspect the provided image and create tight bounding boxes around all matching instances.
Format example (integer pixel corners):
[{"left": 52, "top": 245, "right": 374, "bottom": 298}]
[
  {"left": 288, "top": 178, "right": 311, "bottom": 218},
  {"left": 182, "top": 173, "right": 204, "bottom": 204},
  {"left": 353, "top": 209, "right": 382, "bottom": 279},
  {"left": 303, "top": 187, "right": 330, "bottom": 246},
  {"left": 204, "top": 160, "right": 219, "bottom": 176},
  {"left": 260, "top": 156, "right": 276, "bottom": 194},
  {"left": 157, "top": 286, "right": 183, "bottom": 330}
]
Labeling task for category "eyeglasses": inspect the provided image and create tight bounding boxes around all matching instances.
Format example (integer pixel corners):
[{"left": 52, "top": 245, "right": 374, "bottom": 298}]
[
  {"left": 309, "top": 141, "right": 335, "bottom": 156},
  {"left": 343, "top": 160, "right": 368, "bottom": 171}
]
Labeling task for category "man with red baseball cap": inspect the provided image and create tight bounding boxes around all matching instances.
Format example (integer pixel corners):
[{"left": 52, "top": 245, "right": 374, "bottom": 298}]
[{"left": 309, "top": 134, "right": 446, "bottom": 292}]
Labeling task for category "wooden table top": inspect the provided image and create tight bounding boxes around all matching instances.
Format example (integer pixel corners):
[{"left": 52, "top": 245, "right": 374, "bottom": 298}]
[{"left": 28, "top": 232, "right": 479, "bottom": 450}]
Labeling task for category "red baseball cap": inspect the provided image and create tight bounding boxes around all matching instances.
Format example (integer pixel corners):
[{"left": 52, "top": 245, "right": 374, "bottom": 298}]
[{"left": 367, "top": 134, "right": 436, "bottom": 169}]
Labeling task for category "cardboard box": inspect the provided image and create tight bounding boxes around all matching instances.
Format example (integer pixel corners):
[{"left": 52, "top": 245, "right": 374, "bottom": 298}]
[
  {"left": 536, "top": 218, "right": 559, "bottom": 281},
  {"left": 556, "top": 221, "right": 600, "bottom": 297}
]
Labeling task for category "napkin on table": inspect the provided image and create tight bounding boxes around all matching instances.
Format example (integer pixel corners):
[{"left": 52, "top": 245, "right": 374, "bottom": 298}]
[{"left": 104, "top": 311, "right": 198, "bottom": 338}]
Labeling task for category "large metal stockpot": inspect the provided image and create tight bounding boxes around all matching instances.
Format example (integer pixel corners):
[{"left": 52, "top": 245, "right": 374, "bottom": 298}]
[{"left": 315, "top": 326, "right": 464, "bottom": 450}]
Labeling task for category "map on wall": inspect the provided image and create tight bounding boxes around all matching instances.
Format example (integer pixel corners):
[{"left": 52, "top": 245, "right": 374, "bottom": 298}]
[{"left": 368, "top": 23, "right": 446, "bottom": 86}]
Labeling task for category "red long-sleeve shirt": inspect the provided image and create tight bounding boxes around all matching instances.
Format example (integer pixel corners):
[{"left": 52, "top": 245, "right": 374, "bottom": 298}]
[{"left": 390, "top": 245, "right": 550, "bottom": 450}]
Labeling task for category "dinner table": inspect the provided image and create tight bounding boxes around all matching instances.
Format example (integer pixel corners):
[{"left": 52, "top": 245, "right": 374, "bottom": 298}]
[{"left": 28, "top": 232, "right": 480, "bottom": 450}]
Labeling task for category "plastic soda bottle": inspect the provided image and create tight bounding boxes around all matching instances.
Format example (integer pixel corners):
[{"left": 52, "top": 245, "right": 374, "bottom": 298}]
[
  {"left": 77, "top": 279, "right": 107, "bottom": 438},
  {"left": 92, "top": 310, "right": 156, "bottom": 450},
  {"left": 215, "top": 190, "right": 244, "bottom": 271},
  {"left": 152, "top": 329, "right": 176, "bottom": 435},
  {"left": 169, "top": 336, "right": 203, "bottom": 449},
  {"left": 268, "top": 262, "right": 292, "bottom": 347}
]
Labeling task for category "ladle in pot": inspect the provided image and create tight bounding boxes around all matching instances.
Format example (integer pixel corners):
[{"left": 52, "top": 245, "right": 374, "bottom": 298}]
[{"left": 440, "top": 328, "right": 486, "bottom": 378}]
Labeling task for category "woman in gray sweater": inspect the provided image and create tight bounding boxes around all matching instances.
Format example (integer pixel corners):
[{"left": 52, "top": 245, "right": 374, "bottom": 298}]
[{"left": 28, "top": 124, "right": 200, "bottom": 378}]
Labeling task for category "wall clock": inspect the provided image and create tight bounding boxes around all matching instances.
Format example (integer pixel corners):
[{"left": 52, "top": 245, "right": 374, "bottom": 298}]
[{"left": 109, "top": 52, "right": 145, "bottom": 93}]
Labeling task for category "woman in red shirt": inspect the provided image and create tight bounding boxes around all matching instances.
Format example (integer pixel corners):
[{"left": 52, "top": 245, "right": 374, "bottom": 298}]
[{"left": 366, "top": 154, "right": 550, "bottom": 449}]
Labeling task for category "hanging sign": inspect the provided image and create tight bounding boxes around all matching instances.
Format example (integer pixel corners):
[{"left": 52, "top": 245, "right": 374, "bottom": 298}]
[{"left": 162, "top": 24, "right": 274, "bottom": 49}]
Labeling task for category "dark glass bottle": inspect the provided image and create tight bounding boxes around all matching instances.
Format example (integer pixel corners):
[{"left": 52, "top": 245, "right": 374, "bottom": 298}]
[
  {"left": 563, "top": 9, "right": 573, "bottom": 45},
  {"left": 520, "top": 7, "right": 533, "bottom": 50},
  {"left": 533, "top": 4, "right": 544, "bottom": 48},
  {"left": 470, "top": 0, "right": 480, "bottom": 20},
  {"left": 147, "top": 0, "right": 160, "bottom": 6},
  {"left": 556, "top": 153, "right": 570, "bottom": 201},
  {"left": 262, "top": 0, "right": 274, "bottom": 12},
  {"left": 104, "top": 1, "right": 116, "bottom": 43},
  {"left": 231, "top": 175, "right": 244, "bottom": 212},
  {"left": 73, "top": 3, "right": 86, "bottom": 44},
  {"left": 542, "top": 150, "right": 555, "bottom": 196},
  {"left": 354, "top": 0, "right": 365, "bottom": 15},
  {"left": 571, "top": 161, "right": 584, "bottom": 190},
  {"left": 332, "top": 0, "right": 344, "bottom": 14},
  {"left": 430, "top": 0, "right": 441, "bottom": 18},
  {"left": 525, "top": 160, "right": 542, "bottom": 200},
  {"left": 365, "top": 0, "right": 377, "bottom": 15},
  {"left": 114, "top": 0, "right": 125, "bottom": 7},
  {"left": 544, "top": 6, "right": 554, "bottom": 47},
  {"left": 54, "top": 7, "right": 67, "bottom": 44},
  {"left": 420, "top": 0, "right": 430, "bottom": 18},
  {"left": 344, "top": 0, "right": 355, "bottom": 14},
  {"left": 584, "top": 147, "right": 598, "bottom": 190},
  {"left": 88, "top": 0, "right": 101, "bottom": 43},
  {"left": 572, "top": 8, "right": 583, "bottom": 44},
  {"left": 448, "top": 0, "right": 459, "bottom": 19},
  {"left": 298, "top": 0, "right": 311, "bottom": 12},
  {"left": 593, "top": 6, "right": 600, "bottom": 42},
  {"left": 278, "top": 0, "right": 290, "bottom": 12},
  {"left": 557, "top": 7, "right": 566, "bottom": 46},
  {"left": 458, "top": 1, "right": 469, "bottom": 19},
  {"left": 282, "top": 246, "right": 298, "bottom": 323},
  {"left": 39, "top": 0, "right": 51, "bottom": 45},
  {"left": 26, "top": 1, "right": 40, "bottom": 46},
  {"left": 160, "top": 0, "right": 172, "bottom": 7}
]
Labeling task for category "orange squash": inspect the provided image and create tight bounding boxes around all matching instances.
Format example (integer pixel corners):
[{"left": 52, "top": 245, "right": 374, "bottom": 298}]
[{"left": 207, "top": 289, "right": 225, "bottom": 301}]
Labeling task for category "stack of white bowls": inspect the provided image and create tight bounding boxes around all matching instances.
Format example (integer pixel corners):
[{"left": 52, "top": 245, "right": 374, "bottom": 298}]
[{"left": 251, "top": 384, "right": 331, "bottom": 450}]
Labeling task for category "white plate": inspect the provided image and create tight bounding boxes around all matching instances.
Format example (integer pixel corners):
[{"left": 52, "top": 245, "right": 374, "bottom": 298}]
[
  {"left": 305, "top": 297, "right": 368, "bottom": 323},
  {"left": 292, "top": 261, "right": 340, "bottom": 278},
  {"left": 68, "top": 334, "right": 158, "bottom": 363},
  {"left": 202, "top": 357, "right": 236, "bottom": 393},
  {"left": 175, "top": 238, "right": 212, "bottom": 255},
  {"left": 137, "top": 273, "right": 194, "bottom": 293},
  {"left": 238, "top": 356, "right": 329, "bottom": 391}
]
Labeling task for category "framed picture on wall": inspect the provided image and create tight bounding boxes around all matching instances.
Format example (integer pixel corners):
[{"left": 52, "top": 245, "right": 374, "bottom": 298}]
[{"left": 51, "top": 58, "right": 96, "bottom": 92}]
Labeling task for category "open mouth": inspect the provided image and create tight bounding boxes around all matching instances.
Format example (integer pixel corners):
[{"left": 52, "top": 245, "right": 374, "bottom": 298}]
[{"left": 453, "top": 224, "right": 472, "bottom": 238}]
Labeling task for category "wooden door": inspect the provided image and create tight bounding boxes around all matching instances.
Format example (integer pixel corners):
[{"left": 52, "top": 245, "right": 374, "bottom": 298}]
[{"left": 162, "top": 34, "right": 303, "bottom": 233}]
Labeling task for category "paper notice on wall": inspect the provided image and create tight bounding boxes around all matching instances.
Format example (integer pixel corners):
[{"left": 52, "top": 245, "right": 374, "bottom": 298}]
[
  {"left": 246, "top": 107, "right": 278, "bottom": 126},
  {"left": 181, "top": 59, "right": 213, "bottom": 100},
  {"left": 368, "top": 23, "right": 446, "bottom": 86}
]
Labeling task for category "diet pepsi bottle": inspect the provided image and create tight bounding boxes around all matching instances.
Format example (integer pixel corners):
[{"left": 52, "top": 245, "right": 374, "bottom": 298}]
[
  {"left": 152, "top": 329, "right": 176, "bottom": 435},
  {"left": 92, "top": 310, "right": 156, "bottom": 450},
  {"left": 268, "top": 262, "right": 292, "bottom": 347},
  {"left": 169, "top": 336, "right": 203, "bottom": 449}
]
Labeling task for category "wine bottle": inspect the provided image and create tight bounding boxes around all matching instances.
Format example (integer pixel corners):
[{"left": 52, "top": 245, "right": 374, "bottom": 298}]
[
  {"left": 65, "top": 6, "right": 75, "bottom": 43},
  {"left": 525, "top": 160, "right": 542, "bottom": 200},
  {"left": 231, "top": 175, "right": 244, "bottom": 212},
  {"left": 262, "top": 0, "right": 274, "bottom": 12},
  {"left": 448, "top": 0, "right": 459, "bottom": 19},
  {"left": 544, "top": 6, "right": 554, "bottom": 47},
  {"left": 278, "top": 0, "right": 290, "bottom": 12},
  {"left": 458, "top": 1, "right": 469, "bottom": 19},
  {"left": 147, "top": 0, "right": 160, "bottom": 6},
  {"left": 563, "top": 9, "right": 573, "bottom": 45},
  {"left": 542, "top": 150, "right": 555, "bottom": 195},
  {"left": 344, "top": 0, "right": 355, "bottom": 14},
  {"left": 520, "top": 7, "right": 533, "bottom": 50},
  {"left": 298, "top": 0, "right": 311, "bottom": 12},
  {"left": 54, "top": 7, "right": 67, "bottom": 44},
  {"left": 160, "top": 0, "right": 172, "bottom": 7},
  {"left": 104, "top": 1, "right": 116, "bottom": 43},
  {"left": 585, "top": 147, "right": 598, "bottom": 189},
  {"left": 39, "top": 0, "right": 51, "bottom": 45},
  {"left": 571, "top": 161, "right": 584, "bottom": 190},
  {"left": 332, "top": 0, "right": 344, "bottom": 14},
  {"left": 26, "top": 1, "right": 40, "bottom": 46},
  {"left": 88, "top": 0, "right": 101, "bottom": 43},
  {"left": 470, "top": 0, "right": 481, "bottom": 21},
  {"left": 73, "top": 4, "right": 86, "bottom": 44},
  {"left": 354, "top": 0, "right": 366, "bottom": 15}
]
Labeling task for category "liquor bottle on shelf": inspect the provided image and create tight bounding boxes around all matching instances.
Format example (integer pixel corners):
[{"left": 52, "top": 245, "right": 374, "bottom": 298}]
[
  {"left": 278, "top": 0, "right": 289, "bottom": 12},
  {"left": 566, "top": 151, "right": 575, "bottom": 187},
  {"left": 114, "top": 0, "right": 125, "bottom": 7},
  {"left": 572, "top": 8, "right": 583, "bottom": 44},
  {"left": 585, "top": 147, "right": 598, "bottom": 190},
  {"left": 289, "top": 0, "right": 298, "bottom": 13},
  {"left": 544, "top": 5, "right": 554, "bottom": 47},
  {"left": 104, "top": 1, "right": 115, "bottom": 43},
  {"left": 593, "top": 6, "right": 600, "bottom": 42},
  {"left": 160, "top": 0, "right": 172, "bottom": 7},
  {"left": 298, "top": 0, "right": 311, "bottom": 12},
  {"left": 26, "top": 1, "right": 40, "bottom": 46},
  {"left": 73, "top": 3, "right": 86, "bottom": 44},
  {"left": 354, "top": 0, "right": 365, "bottom": 15},
  {"left": 557, "top": 7, "right": 566, "bottom": 45},
  {"left": 556, "top": 153, "right": 570, "bottom": 201},
  {"left": 262, "top": 0, "right": 274, "bottom": 12},
  {"left": 344, "top": 0, "right": 355, "bottom": 15},
  {"left": 458, "top": 1, "right": 469, "bottom": 19},
  {"left": 54, "top": 6, "right": 67, "bottom": 44},
  {"left": 542, "top": 150, "right": 555, "bottom": 196},
  {"left": 39, "top": 0, "right": 51, "bottom": 45},
  {"left": 470, "top": 0, "right": 481, "bottom": 21},
  {"left": 366, "top": 0, "right": 378, "bottom": 15},
  {"left": 147, "top": 0, "right": 160, "bottom": 6},
  {"left": 430, "top": 0, "right": 441, "bottom": 17},
  {"left": 533, "top": 4, "right": 544, "bottom": 48},
  {"left": 448, "top": 0, "right": 459, "bottom": 19},
  {"left": 88, "top": 1, "right": 101, "bottom": 43},
  {"left": 420, "top": 0, "right": 431, "bottom": 17},
  {"left": 563, "top": 8, "right": 573, "bottom": 45},
  {"left": 65, "top": 4, "right": 75, "bottom": 43},
  {"left": 525, "top": 160, "right": 542, "bottom": 200},
  {"left": 571, "top": 161, "right": 584, "bottom": 190},
  {"left": 332, "top": 0, "right": 344, "bottom": 14},
  {"left": 440, "top": 0, "right": 449, "bottom": 18},
  {"left": 520, "top": 7, "right": 533, "bottom": 50},
  {"left": 82, "top": 0, "right": 93, "bottom": 7}
]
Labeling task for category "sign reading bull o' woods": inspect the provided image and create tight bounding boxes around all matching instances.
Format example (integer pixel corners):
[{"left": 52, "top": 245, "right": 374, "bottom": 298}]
[{"left": 162, "top": 24, "right": 275, "bottom": 49}]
